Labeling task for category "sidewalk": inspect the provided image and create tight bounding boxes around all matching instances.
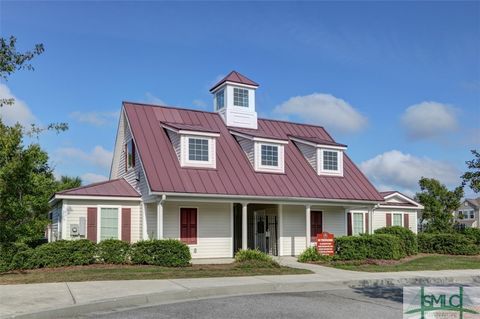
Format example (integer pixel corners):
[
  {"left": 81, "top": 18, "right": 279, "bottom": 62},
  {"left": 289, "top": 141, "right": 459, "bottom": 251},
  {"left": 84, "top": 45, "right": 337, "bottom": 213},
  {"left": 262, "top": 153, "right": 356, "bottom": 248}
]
[{"left": 1, "top": 258, "right": 479, "bottom": 319}]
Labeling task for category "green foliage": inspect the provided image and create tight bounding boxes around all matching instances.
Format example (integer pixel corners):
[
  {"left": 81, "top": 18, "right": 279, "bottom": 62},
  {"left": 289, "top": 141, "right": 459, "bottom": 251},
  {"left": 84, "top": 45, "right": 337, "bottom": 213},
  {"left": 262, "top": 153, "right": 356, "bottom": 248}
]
[
  {"left": 298, "top": 246, "right": 331, "bottom": 263},
  {"left": 31, "top": 240, "right": 96, "bottom": 268},
  {"left": 0, "top": 242, "right": 30, "bottom": 272},
  {"left": 96, "top": 239, "right": 131, "bottom": 264},
  {"left": 335, "top": 235, "right": 404, "bottom": 260},
  {"left": 460, "top": 228, "right": 480, "bottom": 245},
  {"left": 55, "top": 176, "right": 82, "bottom": 193},
  {"left": 130, "top": 240, "right": 191, "bottom": 267},
  {"left": 234, "top": 249, "right": 279, "bottom": 268},
  {"left": 374, "top": 226, "right": 418, "bottom": 256},
  {"left": 416, "top": 178, "right": 464, "bottom": 233},
  {"left": 418, "top": 233, "right": 479, "bottom": 255},
  {"left": 234, "top": 259, "right": 280, "bottom": 269},
  {"left": 462, "top": 150, "right": 480, "bottom": 193}
]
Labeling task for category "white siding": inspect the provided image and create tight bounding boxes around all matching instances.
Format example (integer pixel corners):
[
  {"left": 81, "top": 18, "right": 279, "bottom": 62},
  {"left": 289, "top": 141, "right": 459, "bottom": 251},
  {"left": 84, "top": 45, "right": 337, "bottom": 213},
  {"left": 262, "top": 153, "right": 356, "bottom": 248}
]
[
  {"left": 166, "top": 130, "right": 181, "bottom": 162},
  {"left": 145, "top": 202, "right": 157, "bottom": 239},
  {"left": 62, "top": 199, "right": 142, "bottom": 242},
  {"left": 296, "top": 142, "right": 317, "bottom": 172},
  {"left": 372, "top": 209, "right": 418, "bottom": 234},
  {"left": 372, "top": 211, "right": 386, "bottom": 230},
  {"left": 49, "top": 202, "right": 62, "bottom": 241},
  {"left": 236, "top": 136, "right": 255, "bottom": 166},
  {"left": 317, "top": 206, "right": 346, "bottom": 237},
  {"left": 163, "top": 202, "right": 232, "bottom": 259},
  {"left": 280, "top": 205, "right": 306, "bottom": 256}
]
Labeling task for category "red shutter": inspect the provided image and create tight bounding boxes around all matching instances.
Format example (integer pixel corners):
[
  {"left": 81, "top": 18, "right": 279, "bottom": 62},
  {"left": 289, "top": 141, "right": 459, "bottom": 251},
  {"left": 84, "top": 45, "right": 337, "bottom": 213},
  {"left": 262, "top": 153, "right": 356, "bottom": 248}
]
[
  {"left": 386, "top": 213, "right": 392, "bottom": 227},
  {"left": 347, "top": 212, "right": 352, "bottom": 236},
  {"left": 87, "top": 207, "right": 97, "bottom": 242},
  {"left": 365, "top": 213, "right": 369, "bottom": 234},
  {"left": 181, "top": 208, "right": 197, "bottom": 245},
  {"left": 404, "top": 214, "right": 409, "bottom": 229},
  {"left": 311, "top": 211, "right": 323, "bottom": 242},
  {"left": 121, "top": 208, "right": 131, "bottom": 242}
]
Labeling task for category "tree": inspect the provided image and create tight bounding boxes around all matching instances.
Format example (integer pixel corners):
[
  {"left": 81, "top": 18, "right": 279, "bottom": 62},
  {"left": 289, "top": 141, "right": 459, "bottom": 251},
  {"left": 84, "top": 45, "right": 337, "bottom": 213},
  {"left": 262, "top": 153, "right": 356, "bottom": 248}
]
[
  {"left": 56, "top": 176, "right": 82, "bottom": 192},
  {"left": 462, "top": 150, "right": 480, "bottom": 193},
  {"left": 415, "top": 177, "right": 464, "bottom": 233}
]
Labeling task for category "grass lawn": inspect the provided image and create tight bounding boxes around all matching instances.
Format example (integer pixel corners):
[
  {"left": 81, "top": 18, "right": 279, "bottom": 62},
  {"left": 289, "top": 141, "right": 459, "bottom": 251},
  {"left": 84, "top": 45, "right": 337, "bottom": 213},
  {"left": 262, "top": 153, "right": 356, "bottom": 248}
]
[
  {"left": 0, "top": 263, "right": 311, "bottom": 285},
  {"left": 330, "top": 254, "right": 480, "bottom": 272}
]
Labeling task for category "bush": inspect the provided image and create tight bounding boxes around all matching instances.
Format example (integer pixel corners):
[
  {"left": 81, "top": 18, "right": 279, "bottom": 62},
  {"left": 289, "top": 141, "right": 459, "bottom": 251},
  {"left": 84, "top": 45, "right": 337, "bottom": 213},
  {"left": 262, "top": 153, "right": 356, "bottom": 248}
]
[
  {"left": 32, "top": 240, "right": 96, "bottom": 268},
  {"left": 130, "top": 239, "right": 191, "bottom": 267},
  {"left": 375, "top": 226, "right": 418, "bottom": 256},
  {"left": 234, "top": 249, "right": 279, "bottom": 267},
  {"left": 96, "top": 239, "right": 131, "bottom": 264},
  {"left": 10, "top": 248, "right": 36, "bottom": 270},
  {"left": 335, "top": 234, "right": 404, "bottom": 260},
  {"left": 459, "top": 228, "right": 480, "bottom": 246},
  {"left": 0, "top": 243, "right": 31, "bottom": 272},
  {"left": 298, "top": 247, "right": 331, "bottom": 263},
  {"left": 418, "top": 233, "right": 479, "bottom": 255}
]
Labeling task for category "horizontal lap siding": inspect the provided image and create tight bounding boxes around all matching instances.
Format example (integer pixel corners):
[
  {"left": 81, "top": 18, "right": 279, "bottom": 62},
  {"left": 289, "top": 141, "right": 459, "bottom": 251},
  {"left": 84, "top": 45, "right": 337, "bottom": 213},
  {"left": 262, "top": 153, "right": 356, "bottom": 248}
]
[
  {"left": 372, "top": 209, "right": 418, "bottom": 234},
  {"left": 163, "top": 202, "right": 232, "bottom": 258},
  {"left": 145, "top": 203, "right": 157, "bottom": 239},
  {"left": 281, "top": 205, "right": 306, "bottom": 256},
  {"left": 49, "top": 203, "right": 61, "bottom": 241},
  {"left": 372, "top": 211, "right": 386, "bottom": 231},
  {"left": 296, "top": 143, "right": 317, "bottom": 172},
  {"left": 314, "top": 206, "right": 346, "bottom": 237},
  {"left": 64, "top": 200, "right": 141, "bottom": 242}
]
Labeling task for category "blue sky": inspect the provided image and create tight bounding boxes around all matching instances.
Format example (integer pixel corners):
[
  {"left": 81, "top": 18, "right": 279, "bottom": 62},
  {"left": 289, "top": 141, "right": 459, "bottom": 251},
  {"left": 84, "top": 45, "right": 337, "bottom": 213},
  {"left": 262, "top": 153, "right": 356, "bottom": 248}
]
[{"left": 1, "top": 1, "right": 479, "bottom": 196}]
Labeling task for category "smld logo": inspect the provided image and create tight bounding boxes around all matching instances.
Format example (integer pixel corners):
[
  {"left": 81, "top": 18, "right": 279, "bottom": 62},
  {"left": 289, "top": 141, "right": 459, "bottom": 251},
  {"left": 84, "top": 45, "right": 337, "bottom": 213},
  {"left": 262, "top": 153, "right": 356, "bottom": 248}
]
[{"left": 403, "top": 286, "right": 480, "bottom": 319}]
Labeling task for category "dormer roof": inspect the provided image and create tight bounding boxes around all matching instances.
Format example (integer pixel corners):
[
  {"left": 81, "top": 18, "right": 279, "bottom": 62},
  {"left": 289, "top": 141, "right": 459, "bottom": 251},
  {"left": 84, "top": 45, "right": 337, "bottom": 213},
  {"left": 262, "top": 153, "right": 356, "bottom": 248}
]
[
  {"left": 210, "top": 71, "right": 259, "bottom": 92},
  {"left": 290, "top": 135, "right": 347, "bottom": 148}
]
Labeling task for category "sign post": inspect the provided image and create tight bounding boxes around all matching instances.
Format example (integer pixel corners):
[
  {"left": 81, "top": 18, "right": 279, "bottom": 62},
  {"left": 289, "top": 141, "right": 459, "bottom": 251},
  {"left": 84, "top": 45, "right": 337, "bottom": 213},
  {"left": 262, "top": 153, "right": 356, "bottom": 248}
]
[{"left": 316, "top": 232, "right": 335, "bottom": 256}]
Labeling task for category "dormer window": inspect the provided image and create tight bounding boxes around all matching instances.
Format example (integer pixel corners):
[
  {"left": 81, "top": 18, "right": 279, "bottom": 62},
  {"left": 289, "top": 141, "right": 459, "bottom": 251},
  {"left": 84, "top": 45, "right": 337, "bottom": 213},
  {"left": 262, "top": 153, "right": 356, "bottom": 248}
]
[
  {"left": 261, "top": 144, "right": 279, "bottom": 167},
  {"left": 233, "top": 87, "right": 249, "bottom": 107},
  {"left": 188, "top": 138, "right": 209, "bottom": 162},
  {"left": 215, "top": 89, "right": 225, "bottom": 110},
  {"left": 322, "top": 150, "right": 339, "bottom": 172}
]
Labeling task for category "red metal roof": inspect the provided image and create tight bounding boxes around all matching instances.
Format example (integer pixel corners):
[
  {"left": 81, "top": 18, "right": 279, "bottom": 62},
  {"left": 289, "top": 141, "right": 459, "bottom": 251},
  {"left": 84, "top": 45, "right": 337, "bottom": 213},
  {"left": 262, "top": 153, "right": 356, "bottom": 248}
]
[
  {"left": 290, "top": 135, "right": 347, "bottom": 148},
  {"left": 162, "top": 122, "right": 220, "bottom": 134},
  {"left": 379, "top": 191, "right": 396, "bottom": 197},
  {"left": 56, "top": 178, "right": 140, "bottom": 197},
  {"left": 229, "top": 127, "right": 288, "bottom": 141},
  {"left": 123, "top": 102, "right": 384, "bottom": 202},
  {"left": 210, "top": 71, "right": 259, "bottom": 92}
]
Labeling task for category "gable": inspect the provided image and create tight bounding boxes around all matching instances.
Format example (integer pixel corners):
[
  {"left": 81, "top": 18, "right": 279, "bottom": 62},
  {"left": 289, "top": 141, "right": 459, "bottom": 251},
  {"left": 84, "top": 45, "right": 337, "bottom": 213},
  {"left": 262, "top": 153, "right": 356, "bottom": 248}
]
[{"left": 122, "top": 102, "right": 384, "bottom": 202}]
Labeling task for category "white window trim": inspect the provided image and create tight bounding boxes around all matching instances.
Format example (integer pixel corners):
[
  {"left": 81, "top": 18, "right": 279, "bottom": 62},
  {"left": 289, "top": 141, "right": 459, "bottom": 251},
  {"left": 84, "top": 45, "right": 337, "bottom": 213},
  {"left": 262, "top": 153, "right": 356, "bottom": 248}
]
[
  {"left": 180, "top": 135, "right": 217, "bottom": 169},
  {"left": 215, "top": 89, "right": 225, "bottom": 111},
  {"left": 318, "top": 148, "right": 343, "bottom": 177},
  {"left": 233, "top": 87, "right": 249, "bottom": 108},
  {"left": 349, "top": 210, "right": 367, "bottom": 236},
  {"left": 254, "top": 142, "right": 285, "bottom": 173},
  {"left": 392, "top": 212, "right": 404, "bottom": 227},
  {"left": 178, "top": 206, "right": 200, "bottom": 247},
  {"left": 97, "top": 205, "right": 122, "bottom": 243},
  {"left": 126, "top": 139, "right": 135, "bottom": 171}
]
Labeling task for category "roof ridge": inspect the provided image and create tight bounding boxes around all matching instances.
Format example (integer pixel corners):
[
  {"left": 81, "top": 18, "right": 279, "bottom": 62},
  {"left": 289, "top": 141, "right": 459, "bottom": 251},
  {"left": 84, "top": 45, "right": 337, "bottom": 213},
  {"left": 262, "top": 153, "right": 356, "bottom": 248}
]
[{"left": 123, "top": 101, "right": 220, "bottom": 116}]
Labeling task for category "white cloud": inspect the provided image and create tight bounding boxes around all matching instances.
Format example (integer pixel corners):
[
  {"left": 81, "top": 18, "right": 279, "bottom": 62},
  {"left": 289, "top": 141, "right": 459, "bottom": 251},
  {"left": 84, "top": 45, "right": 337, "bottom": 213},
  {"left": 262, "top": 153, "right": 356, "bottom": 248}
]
[
  {"left": 273, "top": 93, "right": 368, "bottom": 133},
  {"left": 70, "top": 111, "right": 118, "bottom": 126},
  {"left": 145, "top": 92, "right": 166, "bottom": 105},
  {"left": 192, "top": 99, "right": 207, "bottom": 108},
  {"left": 401, "top": 101, "right": 458, "bottom": 139},
  {"left": 56, "top": 145, "right": 113, "bottom": 170},
  {"left": 359, "top": 150, "right": 460, "bottom": 197},
  {"left": 0, "top": 84, "right": 36, "bottom": 126},
  {"left": 81, "top": 173, "right": 108, "bottom": 184}
]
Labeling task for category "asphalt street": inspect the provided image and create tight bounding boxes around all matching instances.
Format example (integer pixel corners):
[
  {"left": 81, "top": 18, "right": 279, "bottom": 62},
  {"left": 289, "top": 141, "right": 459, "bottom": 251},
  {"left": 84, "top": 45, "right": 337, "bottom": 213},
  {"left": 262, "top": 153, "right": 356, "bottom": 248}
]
[{"left": 80, "top": 287, "right": 404, "bottom": 319}]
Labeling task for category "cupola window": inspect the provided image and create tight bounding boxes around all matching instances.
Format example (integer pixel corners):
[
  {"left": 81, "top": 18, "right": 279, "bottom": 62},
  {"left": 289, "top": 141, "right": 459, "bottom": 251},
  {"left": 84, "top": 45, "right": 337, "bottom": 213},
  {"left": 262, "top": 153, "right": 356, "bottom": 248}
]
[{"left": 233, "top": 87, "right": 249, "bottom": 107}]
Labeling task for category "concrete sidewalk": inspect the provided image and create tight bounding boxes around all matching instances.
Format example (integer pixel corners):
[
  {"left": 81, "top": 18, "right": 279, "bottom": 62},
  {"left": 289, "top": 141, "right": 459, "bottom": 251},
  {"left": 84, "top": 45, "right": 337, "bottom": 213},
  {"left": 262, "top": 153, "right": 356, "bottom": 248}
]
[{"left": 1, "top": 258, "right": 479, "bottom": 319}]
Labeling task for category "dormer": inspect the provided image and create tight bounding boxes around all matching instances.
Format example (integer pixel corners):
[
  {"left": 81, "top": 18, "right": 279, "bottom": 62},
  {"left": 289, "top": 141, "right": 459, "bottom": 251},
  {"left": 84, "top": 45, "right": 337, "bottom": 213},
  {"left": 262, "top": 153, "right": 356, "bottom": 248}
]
[
  {"left": 162, "top": 122, "right": 220, "bottom": 169},
  {"left": 291, "top": 136, "right": 347, "bottom": 177},
  {"left": 210, "top": 71, "right": 259, "bottom": 129}
]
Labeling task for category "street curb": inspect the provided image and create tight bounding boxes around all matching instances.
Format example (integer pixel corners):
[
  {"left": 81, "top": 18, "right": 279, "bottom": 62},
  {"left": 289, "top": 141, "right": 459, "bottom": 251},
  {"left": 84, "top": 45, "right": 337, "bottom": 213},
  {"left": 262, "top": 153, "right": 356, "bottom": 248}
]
[{"left": 8, "top": 275, "right": 480, "bottom": 319}]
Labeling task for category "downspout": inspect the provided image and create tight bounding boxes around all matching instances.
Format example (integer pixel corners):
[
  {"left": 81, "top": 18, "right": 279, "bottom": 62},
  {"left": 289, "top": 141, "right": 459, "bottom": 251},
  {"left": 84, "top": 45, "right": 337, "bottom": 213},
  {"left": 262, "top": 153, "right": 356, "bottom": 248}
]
[{"left": 157, "top": 194, "right": 166, "bottom": 239}]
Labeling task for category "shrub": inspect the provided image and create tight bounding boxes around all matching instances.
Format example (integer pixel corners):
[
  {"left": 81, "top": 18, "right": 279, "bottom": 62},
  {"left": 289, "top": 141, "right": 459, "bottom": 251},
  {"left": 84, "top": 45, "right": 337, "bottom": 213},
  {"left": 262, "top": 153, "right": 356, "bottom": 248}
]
[
  {"left": 32, "top": 240, "right": 96, "bottom": 268},
  {"left": 335, "top": 234, "right": 404, "bottom": 260},
  {"left": 0, "top": 243, "right": 31, "bottom": 272},
  {"left": 298, "top": 247, "right": 331, "bottom": 263},
  {"left": 96, "top": 239, "right": 131, "bottom": 264},
  {"left": 418, "top": 233, "right": 479, "bottom": 255},
  {"left": 10, "top": 248, "right": 36, "bottom": 270},
  {"left": 234, "top": 249, "right": 279, "bottom": 267},
  {"left": 375, "top": 226, "right": 418, "bottom": 256},
  {"left": 459, "top": 228, "right": 480, "bottom": 246},
  {"left": 130, "top": 239, "right": 191, "bottom": 267}
]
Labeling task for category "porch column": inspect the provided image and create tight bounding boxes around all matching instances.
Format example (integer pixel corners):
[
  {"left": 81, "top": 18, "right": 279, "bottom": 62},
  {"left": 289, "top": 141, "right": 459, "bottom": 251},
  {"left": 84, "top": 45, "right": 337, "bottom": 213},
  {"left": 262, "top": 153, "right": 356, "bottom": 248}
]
[
  {"left": 242, "top": 203, "right": 248, "bottom": 250},
  {"left": 306, "top": 204, "right": 311, "bottom": 248},
  {"left": 142, "top": 202, "right": 148, "bottom": 240},
  {"left": 157, "top": 201, "right": 164, "bottom": 239}
]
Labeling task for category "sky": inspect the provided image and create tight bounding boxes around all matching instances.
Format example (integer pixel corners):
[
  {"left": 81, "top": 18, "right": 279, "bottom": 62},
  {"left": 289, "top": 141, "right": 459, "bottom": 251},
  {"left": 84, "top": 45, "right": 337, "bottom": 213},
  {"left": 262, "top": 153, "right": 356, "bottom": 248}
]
[{"left": 0, "top": 1, "right": 479, "bottom": 197}]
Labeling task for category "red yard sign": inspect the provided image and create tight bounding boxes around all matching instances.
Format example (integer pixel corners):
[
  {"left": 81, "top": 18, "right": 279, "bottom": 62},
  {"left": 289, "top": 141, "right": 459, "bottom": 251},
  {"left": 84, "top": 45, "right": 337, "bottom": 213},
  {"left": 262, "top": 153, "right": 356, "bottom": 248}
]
[{"left": 316, "top": 232, "right": 335, "bottom": 256}]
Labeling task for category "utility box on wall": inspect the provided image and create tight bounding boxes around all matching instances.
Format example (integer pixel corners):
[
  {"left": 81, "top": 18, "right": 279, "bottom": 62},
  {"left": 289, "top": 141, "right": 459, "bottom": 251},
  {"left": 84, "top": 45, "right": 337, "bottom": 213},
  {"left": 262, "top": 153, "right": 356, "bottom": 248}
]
[
  {"left": 79, "top": 217, "right": 86, "bottom": 236},
  {"left": 70, "top": 224, "right": 79, "bottom": 236}
]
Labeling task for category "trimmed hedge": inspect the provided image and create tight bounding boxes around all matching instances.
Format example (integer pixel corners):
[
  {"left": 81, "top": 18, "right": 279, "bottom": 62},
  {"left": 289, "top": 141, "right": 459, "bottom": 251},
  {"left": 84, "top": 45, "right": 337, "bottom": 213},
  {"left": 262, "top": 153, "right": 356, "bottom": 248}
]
[
  {"left": 418, "top": 233, "right": 479, "bottom": 255},
  {"left": 298, "top": 247, "right": 330, "bottom": 263},
  {"left": 335, "top": 234, "right": 404, "bottom": 260},
  {"left": 375, "top": 226, "right": 418, "bottom": 256},
  {"left": 130, "top": 239, "right": 191, "bottom": 267},
  {"left": 459, "top": 228, "right": 480, "bottom": 246},
  {"left": 96, "top": 239, "right": 131, "bottom": 264},
  {"left": 234, "top": 249, "right": 279, "bottom": 268},
  {"left": 32, "top": 240, "right": 96, "bottom": 268}
]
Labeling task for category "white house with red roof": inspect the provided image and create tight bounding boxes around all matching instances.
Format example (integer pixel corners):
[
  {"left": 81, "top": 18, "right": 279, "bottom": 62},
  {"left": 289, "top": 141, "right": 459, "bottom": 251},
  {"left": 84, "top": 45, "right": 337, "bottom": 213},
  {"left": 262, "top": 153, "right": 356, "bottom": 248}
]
[{"left": 48, "top": 71, "right": 423, "bottom": 258}]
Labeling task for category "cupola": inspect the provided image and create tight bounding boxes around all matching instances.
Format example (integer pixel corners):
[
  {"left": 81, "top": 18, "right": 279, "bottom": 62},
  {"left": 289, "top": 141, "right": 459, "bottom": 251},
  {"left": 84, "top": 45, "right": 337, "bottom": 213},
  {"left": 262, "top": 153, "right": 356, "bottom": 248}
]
[{"left": 210, "top": 71, "right": 259, "bottom": 129}]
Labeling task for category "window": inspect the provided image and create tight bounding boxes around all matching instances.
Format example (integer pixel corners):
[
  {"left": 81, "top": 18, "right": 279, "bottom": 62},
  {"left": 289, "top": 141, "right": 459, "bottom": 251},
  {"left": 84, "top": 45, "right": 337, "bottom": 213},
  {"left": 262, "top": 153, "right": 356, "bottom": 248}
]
[
  {"left": 233, "top": 87, "right": 249, "bottom": 107},
  {"left": 352, "top": 213, "right": 364, "bottom": 235},
  {"left": 125, "top": 140, "right": 135, "bottom": 170},
  {"left": 188, "top": 138, "right": 209, "bottom": 162},
  {"left": 180, "top": 208, "right": 197, "bottom": 245},
  {"left": 100, "top": 208, "right": 119, "bottom": 241},
  {"left": 261, "top": 144, "right": 278, "bottom": 167},
  {"left": 393, "top": 213, "right": 402, "bottom": 226},
  {"left": 323, "top": 150, "right": 338, "bottom": 171},
  {"left": 470, "top": 211, "right": 475, "bottom": 219},
  {"left": 311, "top": 211, "right": 323, "bottom": 242},
  {"left": 215, "top": 89, "right": 225, "bottom": 110}
]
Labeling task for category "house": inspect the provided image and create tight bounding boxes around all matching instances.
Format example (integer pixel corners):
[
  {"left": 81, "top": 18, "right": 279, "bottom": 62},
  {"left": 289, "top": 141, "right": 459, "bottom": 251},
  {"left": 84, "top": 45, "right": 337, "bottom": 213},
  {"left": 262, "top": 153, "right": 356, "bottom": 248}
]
[
  {"left": 48, "top": 71, "right": 423, "bottom": 258},
  {"left": 455, "top": 198, "right": 480, "bottom": 229}
]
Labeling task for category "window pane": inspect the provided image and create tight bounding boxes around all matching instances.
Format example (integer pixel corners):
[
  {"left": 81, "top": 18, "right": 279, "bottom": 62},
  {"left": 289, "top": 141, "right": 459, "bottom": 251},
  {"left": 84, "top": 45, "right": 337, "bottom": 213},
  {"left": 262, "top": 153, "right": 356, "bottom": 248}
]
[
  {"left": 126, "top": 140, "right": 135, "bottom": 169},
  {"left": 100, "top": 208, "right": 118, "bottom": 241},
  {"left": 323, "top": 151, "right": 338, "bottom": 171},
  {"left": 353, "top": 213, "right": 363, "bottom": 235},
  {"left": 261, "top": 144, "right": 278, "bottom": 167},
  {"left": 188, "top": 138, "right": 209, "bottom": 161},
  {"left": 233, "top": 88, "right": 249, "bottom": 107},
  {"left": 216, "top": 90, "right": 224, "bottom": 110},
  {"left": 393, "top": 214, "right": 402, "bottom": 226}
]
